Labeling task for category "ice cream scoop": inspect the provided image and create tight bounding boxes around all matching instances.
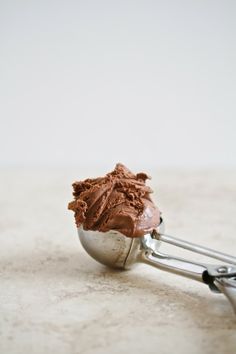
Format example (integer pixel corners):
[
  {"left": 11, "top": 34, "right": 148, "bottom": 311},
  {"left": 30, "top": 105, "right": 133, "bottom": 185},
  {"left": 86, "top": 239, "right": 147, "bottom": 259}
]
[
  {"left": 78, "top": 221, "right": 236, "bottom": 315},
  {"left": 69, "top": 164, "right": 236, "bottom": 315}
]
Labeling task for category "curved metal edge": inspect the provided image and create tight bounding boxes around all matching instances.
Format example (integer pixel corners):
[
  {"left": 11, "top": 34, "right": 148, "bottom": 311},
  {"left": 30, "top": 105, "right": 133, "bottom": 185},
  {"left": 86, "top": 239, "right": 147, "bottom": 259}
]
[
  {"left": 78, "top": 227, "right": 133, "bottom": 269},
  {"left": 214, "top": 278, "right": 236, "bottom": 314},
  {"left": 124, "top": 219, "right": 165, "bottom": 269}
]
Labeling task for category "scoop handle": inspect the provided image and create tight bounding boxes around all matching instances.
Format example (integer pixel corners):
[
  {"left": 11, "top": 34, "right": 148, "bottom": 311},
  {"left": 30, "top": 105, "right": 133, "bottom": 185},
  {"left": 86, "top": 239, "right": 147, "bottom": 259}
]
[
  {"left": 140, "top": 243, "right": 236, "bottom": 315},
  {"left": 155, "top": 231, "right": 236, "bottom": 265},
  {"left": 140, "top": 247, "right": 206, "bottom": 283}
]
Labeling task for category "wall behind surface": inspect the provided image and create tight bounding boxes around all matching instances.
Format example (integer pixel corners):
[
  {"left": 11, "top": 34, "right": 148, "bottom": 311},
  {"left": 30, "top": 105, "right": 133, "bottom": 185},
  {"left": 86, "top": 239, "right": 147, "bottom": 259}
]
[{"left": 0, "top": 0, "right": 236, "bottom": 169}]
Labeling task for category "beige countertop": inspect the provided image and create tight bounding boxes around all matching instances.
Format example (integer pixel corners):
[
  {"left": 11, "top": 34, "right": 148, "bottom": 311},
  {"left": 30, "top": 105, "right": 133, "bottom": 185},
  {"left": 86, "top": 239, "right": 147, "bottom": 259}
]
[{"left": 1, "top": 167, "right": 236, "bottom": 354}]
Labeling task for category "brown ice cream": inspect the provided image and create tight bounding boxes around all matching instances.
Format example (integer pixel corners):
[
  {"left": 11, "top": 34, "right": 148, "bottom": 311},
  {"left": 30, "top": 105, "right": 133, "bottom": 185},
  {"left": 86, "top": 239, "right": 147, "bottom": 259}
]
[{"left": 68, "top": 163, "right": 161, "bottom": 237}]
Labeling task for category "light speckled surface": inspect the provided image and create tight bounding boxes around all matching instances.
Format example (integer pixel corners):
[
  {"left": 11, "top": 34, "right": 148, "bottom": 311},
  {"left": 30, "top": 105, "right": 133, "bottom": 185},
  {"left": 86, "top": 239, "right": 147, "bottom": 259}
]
[{"left": 0, "top": 168, "right": 236, "bottom": 354}]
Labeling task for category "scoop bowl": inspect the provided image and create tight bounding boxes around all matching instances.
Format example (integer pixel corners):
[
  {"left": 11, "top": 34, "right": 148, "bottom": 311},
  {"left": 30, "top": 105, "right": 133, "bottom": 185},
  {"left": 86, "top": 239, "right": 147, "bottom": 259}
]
[{"left": 78, "top": 223, "right": 164, "bottom": 269}]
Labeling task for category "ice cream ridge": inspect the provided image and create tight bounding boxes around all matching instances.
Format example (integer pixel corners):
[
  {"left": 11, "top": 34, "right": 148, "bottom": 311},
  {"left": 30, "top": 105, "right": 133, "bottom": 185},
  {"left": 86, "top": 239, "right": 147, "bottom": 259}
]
[{"left": 68, "top": 163, "right": 161, "bottom": 238}]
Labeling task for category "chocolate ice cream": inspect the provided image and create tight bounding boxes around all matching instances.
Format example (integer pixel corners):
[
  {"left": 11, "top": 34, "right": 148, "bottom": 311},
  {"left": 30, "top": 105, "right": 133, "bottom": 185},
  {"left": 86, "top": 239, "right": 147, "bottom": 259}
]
[{"left": 68, "top": 163, "right": 161, "bottom": 237}]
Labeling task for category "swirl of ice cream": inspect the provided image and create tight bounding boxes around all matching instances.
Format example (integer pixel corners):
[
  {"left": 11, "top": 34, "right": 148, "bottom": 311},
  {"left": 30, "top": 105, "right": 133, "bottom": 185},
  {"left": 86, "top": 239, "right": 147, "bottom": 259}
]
[{"left": 68, "top": 163, "right": 161, "bottom": 238}]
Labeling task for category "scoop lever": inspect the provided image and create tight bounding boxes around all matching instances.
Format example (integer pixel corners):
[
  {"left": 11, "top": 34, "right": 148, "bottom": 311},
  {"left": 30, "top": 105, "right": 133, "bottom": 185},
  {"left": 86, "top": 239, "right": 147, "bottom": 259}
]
[{"left": 152, "top": 229, "right": 236, "bottom": 313}]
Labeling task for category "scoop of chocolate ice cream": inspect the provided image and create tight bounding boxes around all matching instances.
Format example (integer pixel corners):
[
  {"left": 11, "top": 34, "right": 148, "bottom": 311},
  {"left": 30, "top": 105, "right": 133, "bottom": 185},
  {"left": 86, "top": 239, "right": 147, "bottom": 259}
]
[{"left": 68, "top": 163, "right": 161, "bottom": 237}]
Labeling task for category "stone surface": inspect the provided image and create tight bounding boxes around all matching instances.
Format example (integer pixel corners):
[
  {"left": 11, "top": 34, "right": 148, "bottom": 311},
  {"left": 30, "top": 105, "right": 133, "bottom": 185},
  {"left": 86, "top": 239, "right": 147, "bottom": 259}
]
[{"left": 0, "top": 167, "right": 236, "bottom": 354}]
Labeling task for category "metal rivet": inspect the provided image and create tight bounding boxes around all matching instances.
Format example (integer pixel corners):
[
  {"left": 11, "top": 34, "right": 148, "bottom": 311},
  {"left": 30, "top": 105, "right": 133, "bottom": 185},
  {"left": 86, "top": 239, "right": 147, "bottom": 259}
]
[{"left": 217, "top": 266, "right": 228, "bottom": 274}]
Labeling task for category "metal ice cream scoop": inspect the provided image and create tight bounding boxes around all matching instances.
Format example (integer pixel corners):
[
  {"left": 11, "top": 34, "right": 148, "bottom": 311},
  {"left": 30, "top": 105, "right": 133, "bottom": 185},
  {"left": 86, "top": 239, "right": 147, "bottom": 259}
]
[{"left": 78, "top": 219, "right": 236, "bottom": 315}]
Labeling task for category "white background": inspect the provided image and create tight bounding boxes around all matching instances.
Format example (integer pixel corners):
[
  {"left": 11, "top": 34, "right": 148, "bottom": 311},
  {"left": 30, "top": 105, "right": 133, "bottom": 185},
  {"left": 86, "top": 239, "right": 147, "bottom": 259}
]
[{"left": 1, "top": 0, "right": 236, "bottom": 169}]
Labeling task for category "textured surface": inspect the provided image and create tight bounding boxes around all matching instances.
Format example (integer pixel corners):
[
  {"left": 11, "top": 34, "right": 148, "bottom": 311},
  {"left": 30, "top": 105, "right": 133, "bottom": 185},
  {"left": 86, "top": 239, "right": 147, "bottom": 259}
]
[
  {"left": 68, "top": 163, "right": 160, "bottom": 238},
  {"left": 0, "top": 167, "right": 236, "bottom": 354}
]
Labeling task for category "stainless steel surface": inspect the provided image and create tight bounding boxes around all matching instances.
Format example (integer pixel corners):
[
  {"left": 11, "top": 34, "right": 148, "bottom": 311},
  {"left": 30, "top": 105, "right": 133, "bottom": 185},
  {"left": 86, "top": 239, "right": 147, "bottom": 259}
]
[
  {"left": 153, "top": 230, "right": 236, "bottom": 265},
  {"left": 78, "top": 227, "right": 134, "bottom": 269},
  {"left": 140, "top": 241, "right": 206, "bottom": 283},
  {"left": 214, "top": 277, "right": 236, "bottom": 314},
  {"left": 77, "top": 221, "right": 236, "bottom": 315}
]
